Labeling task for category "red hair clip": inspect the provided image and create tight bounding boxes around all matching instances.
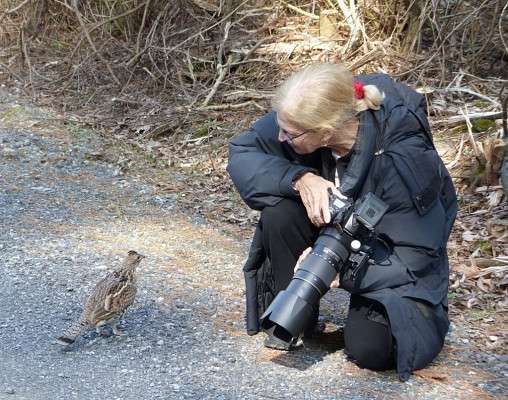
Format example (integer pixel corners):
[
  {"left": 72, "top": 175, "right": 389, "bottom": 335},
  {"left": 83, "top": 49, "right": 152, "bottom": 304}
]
[{"left": 354, "top": 81, "right": 365, "bottom": 99}]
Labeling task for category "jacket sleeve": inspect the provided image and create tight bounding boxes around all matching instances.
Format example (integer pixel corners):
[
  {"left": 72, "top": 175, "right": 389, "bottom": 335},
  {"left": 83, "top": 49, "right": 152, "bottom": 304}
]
[{"left": 227, "top": 112, "right": 316, "bottom": 210}]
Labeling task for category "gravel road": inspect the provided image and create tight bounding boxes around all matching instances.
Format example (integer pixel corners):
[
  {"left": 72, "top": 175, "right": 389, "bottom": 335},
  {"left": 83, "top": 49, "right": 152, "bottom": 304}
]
[{"left": 0, "top": 91, "right": 506, "bottom": 399}]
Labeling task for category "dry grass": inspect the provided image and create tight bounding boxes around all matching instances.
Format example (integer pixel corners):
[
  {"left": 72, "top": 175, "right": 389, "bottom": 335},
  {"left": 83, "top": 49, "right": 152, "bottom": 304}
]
[{"left": 0, "top": 1, "right": 505, "bottom": 121}]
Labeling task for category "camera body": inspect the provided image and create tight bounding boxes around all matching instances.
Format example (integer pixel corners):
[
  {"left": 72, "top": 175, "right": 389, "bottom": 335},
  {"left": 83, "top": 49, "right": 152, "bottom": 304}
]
[{"left": 259, "top": 191, "right": 389, "bottom": 345}]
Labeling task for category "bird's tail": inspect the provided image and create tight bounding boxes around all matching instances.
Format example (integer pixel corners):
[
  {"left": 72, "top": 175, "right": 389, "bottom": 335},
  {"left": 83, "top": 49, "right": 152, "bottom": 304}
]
[{"left": 57, "top": 319, "right": 89, "bottom": 345}]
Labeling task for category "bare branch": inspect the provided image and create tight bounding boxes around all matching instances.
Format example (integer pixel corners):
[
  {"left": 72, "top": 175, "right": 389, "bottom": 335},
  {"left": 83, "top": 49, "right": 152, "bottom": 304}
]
[
  {"left": 281, "top": 1, "right": 319, "bottom": 20},
  {"left": 1, "top": 0, "right": 31, "bottom": 16},
  {"left": 69, "top": 2, "right": 148, "bottom": 63},
  {"left": 462, "top": 108, "right": 481, "bottom": 159},
  {"left": 20, "top": 25, "right": 35, "bottom": 98},
  {"left": 500, "top": 2, "right": 508, "bottom": 56},
  {"left": 336, "top": 0, "right": 364, "bottom": 54},
  {"left": 434, "top": 111, "right": 503, "bottom": 125},
  {"left": 136, "top": 0, "right": 152, "bottom": 56},
  {"left": 202, "top": 54, "right": 233, "bottom": 107},
  {"left": 70, "top": 0, "right": 121, "bottom": 86},
  {"left": 169, "top": 0, "right": 249, "bottom": 52},
  {"left": 434, "top": 87, "right": 502, "bottom": 108},
  {"left": 196, "top": 101, "right": 266, "bottom": 111}
]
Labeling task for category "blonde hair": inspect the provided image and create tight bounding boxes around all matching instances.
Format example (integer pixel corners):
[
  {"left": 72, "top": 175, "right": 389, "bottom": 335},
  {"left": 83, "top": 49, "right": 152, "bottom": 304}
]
[{"left": 272, "top": 63, "right": 384, "bottom": 132}]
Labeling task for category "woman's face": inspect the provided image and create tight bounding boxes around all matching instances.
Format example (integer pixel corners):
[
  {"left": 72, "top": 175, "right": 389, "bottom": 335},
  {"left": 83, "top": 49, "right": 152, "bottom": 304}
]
[{"left": 276, "top": 113, "right": 325, "bottom": 154}]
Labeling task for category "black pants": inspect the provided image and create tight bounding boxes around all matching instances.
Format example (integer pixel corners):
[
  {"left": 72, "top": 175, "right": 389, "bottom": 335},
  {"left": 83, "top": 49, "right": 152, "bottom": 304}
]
[{"left": 259, "top": 198, "right": 395, "bottom": 370}]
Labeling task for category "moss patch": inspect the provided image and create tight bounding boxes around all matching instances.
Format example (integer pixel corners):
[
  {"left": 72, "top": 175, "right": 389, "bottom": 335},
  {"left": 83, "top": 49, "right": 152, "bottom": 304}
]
[
  {"left": 472, "top": 119, "right": 496, "bottom": 132},
  {"left": 0, "top": 105, "right": 30, "bottom": 122}
]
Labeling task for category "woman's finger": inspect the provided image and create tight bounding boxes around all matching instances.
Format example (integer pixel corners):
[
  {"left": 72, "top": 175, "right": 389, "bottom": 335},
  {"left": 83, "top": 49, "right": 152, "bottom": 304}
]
[
  {"left": 294, "top": 247, "right": 312, "bottom": 272},
  {"left": 320, "top": 189, "right": 331, "bottom": 224},
  {"left": 330, "top": 278, "right": 340, "bottom": 288},
  {"left": 330, "top": 186, "right": 347, "bottom": 200},
  {"left": 308, "top": 193, "right": 323, "bottom": 226}
]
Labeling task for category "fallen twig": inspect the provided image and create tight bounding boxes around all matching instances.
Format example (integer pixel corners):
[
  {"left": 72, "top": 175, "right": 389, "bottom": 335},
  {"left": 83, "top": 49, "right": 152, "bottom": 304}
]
[
  {"left": 20, "top": 25, "right": 35, "bottom": 98},
  {"left": 434, "top": 111, "right": 503, "bottom": 125},
  {"left": 234, "top": 37, "right": 271, "bottom": 66},
  {"left": 336, "top": 0, "right": 365, "bottom": 55},
  {"left": 469, "top": 264, "right": 508, "bottom": 278},
  {"left": 502, "top": 95, "right": 507, "bottom": 139},
  {"left": 69, "top": 2, "right": 147, "bottom": 63},
  {"left": 202, "top": 21, "right": 233, "bottom": 107},
  {"left": 223, "top": 90, "right": 273, "bottom": 101},
  {"left": 111, "top": 97, "right": 144, "bottom": 106},
  {"left": 461, "top": 108, "right": 481, "bottom": 159},
  {"left": 136, "top": 0, "right": 151, "bottom": 56},
  {"left": 281, "top": 1, "right": 319, "bottom": 20},
  {"left": 500, "top": 2, "right": 508, "bottom": 56},
  {"left": 0, "top": 0, "right": 31, "bottom": 18},
  {"left": 446, "top": 133, "right": 466, "bottom": 170},
  {"left": 170, "top": 0, "right": 249, "bottom": 52},
  {"left": 346, "top": 48, "right": 385, "bottom": 71},
  {"left": 177, "top": 101, "right": 266, "bottom": 112},
  {"left": 0, "top": 62, "right": 24, "bottom": 82},
  {"left": 436, "top": 87, "right": 501, "bottom": 108}
]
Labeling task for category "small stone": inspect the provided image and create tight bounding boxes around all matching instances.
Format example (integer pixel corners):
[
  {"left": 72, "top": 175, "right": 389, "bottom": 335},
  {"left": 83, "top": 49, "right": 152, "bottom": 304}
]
[
  {"left": 2, "top": 148, "right": 18, "bottom": 159},
  {"left": 157, "top": 339, "right": 164, "bottom": 346},
  {"left": 5, "top": 388, "right": 15, "bottom": 395},
  {"left": 488, "top": 335, "right": 498, "bottom": 342}
]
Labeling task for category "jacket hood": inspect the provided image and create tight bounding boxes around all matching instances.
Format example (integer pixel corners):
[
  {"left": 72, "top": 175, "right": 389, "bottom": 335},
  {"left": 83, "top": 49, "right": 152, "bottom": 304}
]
[{"left": 355, "top": 74, "right": 433, "bottom": 148}]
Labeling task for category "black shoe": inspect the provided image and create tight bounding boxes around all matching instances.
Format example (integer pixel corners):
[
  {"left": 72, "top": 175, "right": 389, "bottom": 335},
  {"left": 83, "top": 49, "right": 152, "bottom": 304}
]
[
  {"left": 263, "top": 334, "right": 296, "bottom": 351},
  {"left": 303, "top": 320, "right": 326, "bottom": 339}
]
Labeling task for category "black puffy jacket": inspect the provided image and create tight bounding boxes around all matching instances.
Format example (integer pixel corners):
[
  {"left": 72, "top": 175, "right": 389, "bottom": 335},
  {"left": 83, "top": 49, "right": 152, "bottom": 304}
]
[{"left": 227, "top": 74, "right": 458, "bottom": 381}]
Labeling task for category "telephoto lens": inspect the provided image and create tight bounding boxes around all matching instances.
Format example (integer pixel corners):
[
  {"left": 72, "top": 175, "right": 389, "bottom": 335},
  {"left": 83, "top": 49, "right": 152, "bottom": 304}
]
[
  {"left": 260, "top": 227, "right": 351, "bottom": 343},
  {"left": 259, "top": 192, "right": 388, "bottom": 346}
]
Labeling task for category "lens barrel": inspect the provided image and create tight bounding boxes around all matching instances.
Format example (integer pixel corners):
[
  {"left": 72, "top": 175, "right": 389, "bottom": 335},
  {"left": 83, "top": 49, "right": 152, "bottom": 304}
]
[{"left": 259, "top": 227, "right": 350, "bottom": 343}]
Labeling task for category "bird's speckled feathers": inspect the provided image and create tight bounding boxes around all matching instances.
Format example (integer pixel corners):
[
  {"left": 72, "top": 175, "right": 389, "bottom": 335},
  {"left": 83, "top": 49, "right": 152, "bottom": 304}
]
[{"left": 57, "top": 250, "right": 144, "bottom": 345}]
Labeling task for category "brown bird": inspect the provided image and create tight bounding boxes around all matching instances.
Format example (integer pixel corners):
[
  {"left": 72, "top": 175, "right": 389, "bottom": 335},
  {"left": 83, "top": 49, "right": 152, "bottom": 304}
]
[{"left": 57, "top": 250, "right": 145, "bottom": 345}]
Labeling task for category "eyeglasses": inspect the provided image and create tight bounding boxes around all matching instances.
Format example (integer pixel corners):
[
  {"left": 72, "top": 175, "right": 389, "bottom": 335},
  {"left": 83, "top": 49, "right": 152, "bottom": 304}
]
[{"left": 279, "top": 127, "right": 311, "bottom": 143}]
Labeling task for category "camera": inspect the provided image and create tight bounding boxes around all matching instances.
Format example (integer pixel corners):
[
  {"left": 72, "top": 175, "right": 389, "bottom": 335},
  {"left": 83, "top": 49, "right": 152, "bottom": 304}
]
[{"left": 259, "top": 191, "right": 389, "bottom": 345}]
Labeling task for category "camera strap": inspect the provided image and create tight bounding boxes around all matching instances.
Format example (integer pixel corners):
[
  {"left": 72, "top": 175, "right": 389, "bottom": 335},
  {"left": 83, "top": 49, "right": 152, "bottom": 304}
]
[{"left": 369, "top": 109, "right": 386, "bottom": 198}]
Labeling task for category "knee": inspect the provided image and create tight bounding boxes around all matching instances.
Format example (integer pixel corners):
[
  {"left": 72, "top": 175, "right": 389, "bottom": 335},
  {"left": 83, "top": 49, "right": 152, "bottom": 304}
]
[
  {"left": 344, "top": 337, "right": 395, "bottom": 371},
  {"left": 260, "top": 198, "right": 309, "bottom": 233},
  {"left": 344, "top": 299, "right": 395, "bottom": 371}
]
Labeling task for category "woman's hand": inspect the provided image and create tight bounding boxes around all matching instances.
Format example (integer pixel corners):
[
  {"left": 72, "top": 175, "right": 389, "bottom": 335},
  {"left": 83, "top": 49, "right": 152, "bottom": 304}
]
[
  {"left": 294, "top": 172, "right": 345, "bottom": 226},
  {"left": 294, "top": 247, "right": 312, "bottom": 273},
  {"left": 294, "top": 246, "right": 340, "bottom": 288}
]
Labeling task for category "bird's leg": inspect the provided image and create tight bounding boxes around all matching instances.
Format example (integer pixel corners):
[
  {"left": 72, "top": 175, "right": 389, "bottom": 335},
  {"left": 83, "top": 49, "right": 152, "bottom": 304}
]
[
  {"left": 111, "top": 317, "right": 125, "bottom": 336},
  {"left": 96, "top": 320, "right": 111, "bottom": 337}
]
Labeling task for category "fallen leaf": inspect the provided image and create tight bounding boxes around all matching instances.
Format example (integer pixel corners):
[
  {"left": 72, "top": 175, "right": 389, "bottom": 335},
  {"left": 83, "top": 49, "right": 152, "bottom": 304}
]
[
  {"left": 487, "top": 190, "right": 504, "bottom": 207},
  {"left": 463, "top": 231, "right": 479, "bottom": 241},
  {"left": 414, "top": 368, "right": 449, "bottom": 382},
  {"left": 467, "top": 297, "right": 480, "bottom": 308}
]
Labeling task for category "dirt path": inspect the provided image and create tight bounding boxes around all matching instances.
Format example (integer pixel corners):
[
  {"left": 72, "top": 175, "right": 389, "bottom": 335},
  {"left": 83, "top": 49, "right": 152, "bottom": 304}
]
[{"left": 0, "top": 90, "right": 505, "bottom": 399}]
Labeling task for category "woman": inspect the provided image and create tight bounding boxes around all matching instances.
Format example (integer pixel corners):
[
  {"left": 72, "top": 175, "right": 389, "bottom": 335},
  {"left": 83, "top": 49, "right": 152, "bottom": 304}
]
[{"left": 227, "top": 63, "right": 457, "bottom": 381}]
